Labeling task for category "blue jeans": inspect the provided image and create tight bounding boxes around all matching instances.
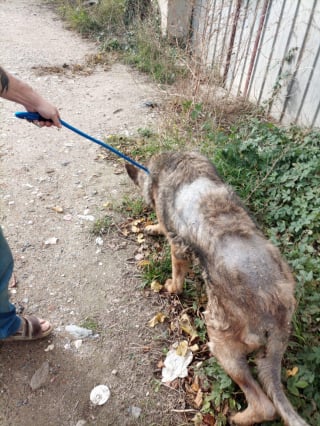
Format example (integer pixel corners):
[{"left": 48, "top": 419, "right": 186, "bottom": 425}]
[{"left": 0, "top": 227, "right": 21, "bottom": 338}]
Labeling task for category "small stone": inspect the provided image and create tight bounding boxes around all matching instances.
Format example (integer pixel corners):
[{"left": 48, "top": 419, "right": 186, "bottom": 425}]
[
  {"left": 74, "top": 339, "right": 83, "bottom": 349},
  {"left": 44, "top": 344, "right": 55, "bottom": 352},
  {"left": 77, "top": 214, "right": 95, "bottom": 221},
  {"left": 30, "top": 361, "right": 49, "bottom": 391},
  {"left": 95, "top": 237, "right": 103, "bottom": 246},
  {"left": 44, "top": 237, "right": 58, "bottom": 246},
  {"left": 128, "top": 406, "right": 142, "bottom": 419}
]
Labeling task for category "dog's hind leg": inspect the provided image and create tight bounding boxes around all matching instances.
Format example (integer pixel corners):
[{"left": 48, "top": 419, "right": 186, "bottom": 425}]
[
  {"left": 164, "top": 241, "right": 189, "bottom": 294},
  {"left": 206, "top": 327, "right": 277, "bottom": 425},
  {"left": 255, "top": 336, "right": 309, "bottom": 426}
]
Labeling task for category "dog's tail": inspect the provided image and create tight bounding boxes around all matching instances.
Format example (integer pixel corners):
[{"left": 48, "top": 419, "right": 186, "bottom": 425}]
[{"left": 256, "top": 333, "right": 309, "bottom": 426}]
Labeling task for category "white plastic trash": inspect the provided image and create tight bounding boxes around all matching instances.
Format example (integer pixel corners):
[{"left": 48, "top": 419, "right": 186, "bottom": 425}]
[
  {"left": 90, "top": 384, "right": 111, "bottom": 406},
  {"left": 161, "top": 348, "right": 193, "bottom": 383}
]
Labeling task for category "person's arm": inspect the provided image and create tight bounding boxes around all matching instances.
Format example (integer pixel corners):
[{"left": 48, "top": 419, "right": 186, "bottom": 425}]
[{"left": 0, "top": 66, "right": 61, "bottom": 128}]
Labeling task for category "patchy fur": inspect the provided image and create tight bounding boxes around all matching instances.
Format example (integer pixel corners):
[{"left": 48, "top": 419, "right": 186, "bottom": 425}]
[{"left": 126, "top": 151, "right": 309, "bottom": 426}]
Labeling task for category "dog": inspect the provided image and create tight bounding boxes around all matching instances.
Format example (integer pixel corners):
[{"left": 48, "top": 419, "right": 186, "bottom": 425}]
[{"left": 126, "top": 151, "right": 309, "bottom": 426}]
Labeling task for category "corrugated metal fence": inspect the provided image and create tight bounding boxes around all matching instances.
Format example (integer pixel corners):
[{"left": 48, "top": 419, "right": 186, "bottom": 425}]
[{"left": 192, "top": 0, "right": 320, "bottom": 127}]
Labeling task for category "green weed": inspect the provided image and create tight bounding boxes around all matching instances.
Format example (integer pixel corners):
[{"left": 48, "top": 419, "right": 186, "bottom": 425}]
[
  {"left": 91, "top": 215, "right": 114, "bottom": 235},
  {"left": 115, "top": 194, "right": 147, "bottom": 218},
  {"left": 51, "top": 0, "right": 187, "bottom": 85},
  {"left": 141, "top": 242, "right": 172, "bottom": 288},
  {"left": 55, "top": 0, "right": 126, "bottom": 37},
  {"left": 80, "top": 316, "right": 99, "bottom": 332}
]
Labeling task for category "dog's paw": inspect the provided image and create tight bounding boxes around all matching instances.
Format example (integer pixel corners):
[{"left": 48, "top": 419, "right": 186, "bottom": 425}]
[
  {"left": 164, "top": 279, "right": 182, "bottom": 294},
  {"left": 229, "top": 403, "right": 277, "bottom": 425},
  {"left": 144, "top": 224, "right": 163, "bottom": 236}
]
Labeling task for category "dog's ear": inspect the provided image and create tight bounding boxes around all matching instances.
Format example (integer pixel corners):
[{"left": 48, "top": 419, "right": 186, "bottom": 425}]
[{"left": 125, "top": 163, "right": 139, "bottom": 185}]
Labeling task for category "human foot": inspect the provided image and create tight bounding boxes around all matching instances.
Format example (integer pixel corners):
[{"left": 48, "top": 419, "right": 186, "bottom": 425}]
[{"left": 2, "top": 315, "right": 53, "bottom": 341}]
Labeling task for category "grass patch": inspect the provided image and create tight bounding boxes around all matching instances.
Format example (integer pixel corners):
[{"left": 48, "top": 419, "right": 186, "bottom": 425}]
[
  {"left": 91, "top": 214, "right": 114, "bottom": 236},
  {"left": 49, "top": 0, "right": 188, "bottom": 85},
  {"left": 115, "top": 194, "right": 147, "bottom": 218},
  {"left": 80, "top": 316, "right": 100, "bottom": 332},
  {"left": 53, "top": 0, "right": 126, "bottom": 37}
]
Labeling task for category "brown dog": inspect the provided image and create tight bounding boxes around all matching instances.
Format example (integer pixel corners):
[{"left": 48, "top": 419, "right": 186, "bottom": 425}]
[{"left": 126, "top": 151, "right": 308, "bottom": 426}]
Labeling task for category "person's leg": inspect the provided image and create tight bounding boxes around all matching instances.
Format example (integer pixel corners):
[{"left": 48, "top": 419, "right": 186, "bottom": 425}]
[
  {"left": 0, "top": 227, "right": 53, "bottom": 341},
  {"left": 0, "top": 227, "right": 21, "bottom": 338}
]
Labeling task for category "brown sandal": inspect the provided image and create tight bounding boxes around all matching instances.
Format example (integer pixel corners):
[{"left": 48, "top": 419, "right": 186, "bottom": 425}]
[{"left": 3, "top": 315, "right": 53, "bottom": 341}]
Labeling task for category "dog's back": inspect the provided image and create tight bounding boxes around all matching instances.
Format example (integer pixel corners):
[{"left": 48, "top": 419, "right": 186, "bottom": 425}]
[{"left": 150, "top": 151, "right": 296, "bottom": 342}]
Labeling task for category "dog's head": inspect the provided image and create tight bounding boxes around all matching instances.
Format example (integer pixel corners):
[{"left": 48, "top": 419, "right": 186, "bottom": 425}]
[{"left": 125, "top": 163, "right": 154, "bottom": 207}]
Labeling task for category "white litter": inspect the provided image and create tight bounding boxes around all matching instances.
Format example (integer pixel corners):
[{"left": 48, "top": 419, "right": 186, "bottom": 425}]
[
  {"left": 65, "top": 324, "right": 93, "bottom": 339},
  {"left": 90, "top": 385, "right": 110, "bottom": 405},
  {"left": 77, "top": 214, "right": 95, "bottom": 221},
  {"left": 95, "top": 237, "right": 103, "bottom": 246},
  {"left": 44, "top": 237, "right": 58, "bottom": 245},
  {"left": 161, "top": 347, "right": 193, "bottom": 383}
]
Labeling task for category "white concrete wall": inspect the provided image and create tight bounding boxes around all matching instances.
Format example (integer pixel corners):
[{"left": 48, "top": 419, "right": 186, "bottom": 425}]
[
  {"left": 191, "top": 0, "right": 320, "bottom": 127},
  {"left": 157, "top": 0, "right": 193, "bottom": 40}
]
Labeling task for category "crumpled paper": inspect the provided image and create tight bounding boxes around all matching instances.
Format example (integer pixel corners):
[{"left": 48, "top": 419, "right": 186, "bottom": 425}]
[{"left": 161, "top": 342, "right": 193, "bottom": 383}]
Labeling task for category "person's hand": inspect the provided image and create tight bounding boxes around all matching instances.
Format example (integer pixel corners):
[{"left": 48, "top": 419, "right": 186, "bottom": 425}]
[{"left": 28, "top": 100, "right": 61, "bottom": 128}]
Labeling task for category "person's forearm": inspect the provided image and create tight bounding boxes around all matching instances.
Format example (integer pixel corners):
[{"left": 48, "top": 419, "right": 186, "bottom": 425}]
[
  {"left": 0, "top": 66, "right": 61, "bottom": 127},
  {"left": 0, "top": 67, "right": 42, "bottom": 111}
]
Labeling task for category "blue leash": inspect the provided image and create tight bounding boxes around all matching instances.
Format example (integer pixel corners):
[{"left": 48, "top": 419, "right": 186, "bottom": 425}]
[{"left": 15, "top": 111, "right": 150, "bottom": 174}]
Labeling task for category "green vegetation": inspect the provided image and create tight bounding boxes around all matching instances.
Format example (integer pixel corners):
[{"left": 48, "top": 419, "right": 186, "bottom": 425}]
[
  {"left": 48, "top": 2, "right": 319, "bottom": 424},
  {"left": 91, "top": 214, "right": 114, "bottom": 235},
  {"left": 80, "top": 316, "right": 100, "bottom": 332}
]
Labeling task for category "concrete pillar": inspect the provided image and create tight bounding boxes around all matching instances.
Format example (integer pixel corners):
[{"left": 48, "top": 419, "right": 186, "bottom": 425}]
[{"left": 157, "top": 0, "right": 193, "bottom": 41}]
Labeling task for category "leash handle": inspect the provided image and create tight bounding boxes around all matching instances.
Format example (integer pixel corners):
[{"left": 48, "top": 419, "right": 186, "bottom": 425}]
[
  {"left": 15, "top": 111, "right": 150, "bottom": 174},
  {"left": 15, "top": 111, "right": 53, "bottom": 122}
]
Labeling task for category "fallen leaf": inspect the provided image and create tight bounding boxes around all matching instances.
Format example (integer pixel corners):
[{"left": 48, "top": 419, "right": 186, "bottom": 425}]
[
  {"left": 287, "top": 366, "right": 299, "bottom": 377},
  {"left": 191, "top": 375, "right": 200, "bottom": 392},
  {"left": 148, "top": 312, "right": 166, "bottom": 327},
  {"left": 189, "top": 343, "right": 200, "bottom": 352},
  {"left": 137, "top": 259, "right": 150, "bottom": 268},
  {"left": 137, "top": 233, "right": 145, "bottom": 244},
  {"left": 179, "top": 313, "right": 198, "bottom": 342},
  {"left": 157, "top": 359, "right": 164, "bottom": 369},
  {"left": 175, "top": 340, "right": 188, "bottom": 357},
  {"left": 121, "top": 229, "right": 129, "bottom": 237},
  {"left": 52, "top": 206, "right": 64, "bottom": 213},
  {"left": 194, "top": 388, "right": 203, "bottom": 408},
  {"left": 203, "top": 413, "right": 215, "bottom": 426},
  {"left": 150, "top": 280, "right": 163, "bottom": 292},
  {"left": 192, "top": 413, "right": 203, "bottom": 426}
]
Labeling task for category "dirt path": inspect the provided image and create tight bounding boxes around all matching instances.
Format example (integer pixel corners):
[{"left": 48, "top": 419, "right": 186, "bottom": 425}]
[{"left": 0, "top": 1, "right": 183, "bottom": 425}]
